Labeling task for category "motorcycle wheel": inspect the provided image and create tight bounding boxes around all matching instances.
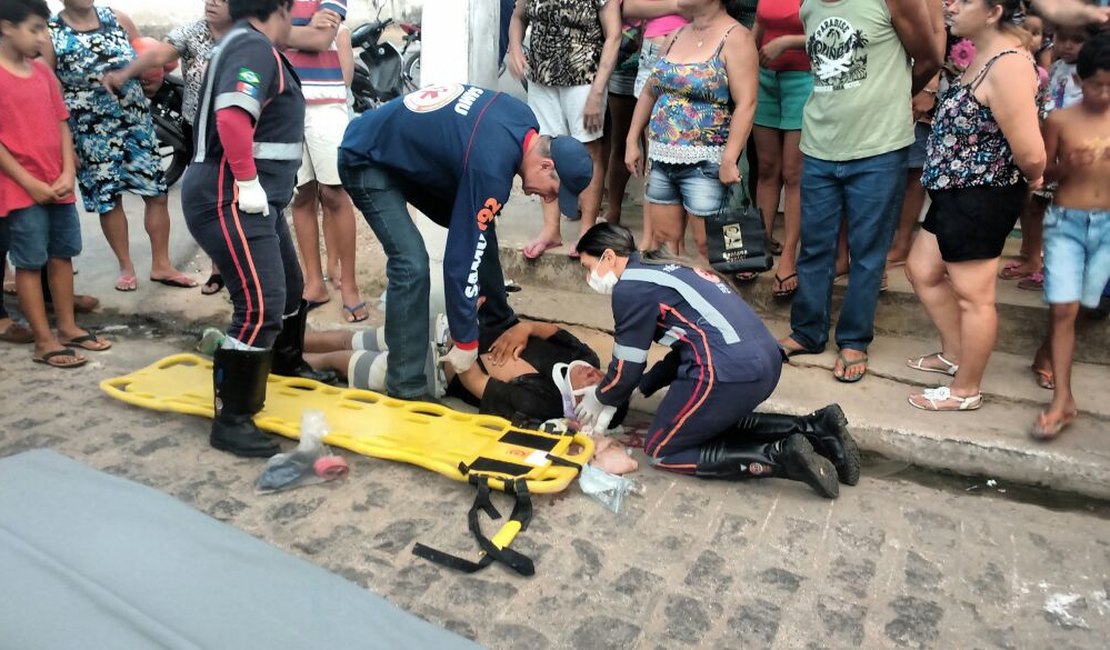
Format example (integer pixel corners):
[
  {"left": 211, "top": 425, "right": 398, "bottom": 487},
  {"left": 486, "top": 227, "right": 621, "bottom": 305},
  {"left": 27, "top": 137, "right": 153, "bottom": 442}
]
[
  {"left": 155, "top": 122, "right": 190, "bottom": 188},
  {"left": 403, "top": 50, "right": 420, "bottom": 91}
]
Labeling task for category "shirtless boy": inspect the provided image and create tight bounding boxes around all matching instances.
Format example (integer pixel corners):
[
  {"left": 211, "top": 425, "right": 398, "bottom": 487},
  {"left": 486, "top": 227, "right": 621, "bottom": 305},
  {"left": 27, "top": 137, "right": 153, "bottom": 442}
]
[{"left": 1030, "top": 32, "right": 1110, "bottom": 439}]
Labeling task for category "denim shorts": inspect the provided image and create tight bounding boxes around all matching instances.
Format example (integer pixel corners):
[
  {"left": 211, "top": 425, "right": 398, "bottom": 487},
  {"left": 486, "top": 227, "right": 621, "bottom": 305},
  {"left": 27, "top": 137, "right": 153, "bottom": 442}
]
[
  {"left": 907, "top": 121, "right": 931, "bottom": 170},
  {"left": 1043, "top": 205, "right": 1110, "bottom": 308},
  {"left": 6, "top": 202, "right": 82, "bottom": 270},
  {"left": 645, "top": 160, "right": 727, "bottom": 217}
]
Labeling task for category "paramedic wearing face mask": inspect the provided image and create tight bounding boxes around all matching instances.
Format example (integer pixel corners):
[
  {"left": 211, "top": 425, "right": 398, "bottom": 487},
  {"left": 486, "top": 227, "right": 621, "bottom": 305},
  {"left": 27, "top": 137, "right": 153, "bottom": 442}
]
[{"left": 574, "top": 222, "right": 862, "bottom": 498}]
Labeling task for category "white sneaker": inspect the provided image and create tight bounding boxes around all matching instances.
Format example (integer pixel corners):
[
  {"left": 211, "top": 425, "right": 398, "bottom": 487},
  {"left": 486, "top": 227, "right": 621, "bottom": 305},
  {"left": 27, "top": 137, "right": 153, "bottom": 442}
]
[
  {"left": 433, "top": 313, "right": 450, "bottom": 353},
  {"left": 426, "top": 313, "right": 450, "bottom": 398}
]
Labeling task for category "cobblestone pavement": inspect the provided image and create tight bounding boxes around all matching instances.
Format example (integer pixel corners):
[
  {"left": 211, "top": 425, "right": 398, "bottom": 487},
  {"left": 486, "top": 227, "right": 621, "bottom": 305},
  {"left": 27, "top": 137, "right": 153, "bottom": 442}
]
[{"left": 1, "top": 334, "right": 1107, "bottom": 649}]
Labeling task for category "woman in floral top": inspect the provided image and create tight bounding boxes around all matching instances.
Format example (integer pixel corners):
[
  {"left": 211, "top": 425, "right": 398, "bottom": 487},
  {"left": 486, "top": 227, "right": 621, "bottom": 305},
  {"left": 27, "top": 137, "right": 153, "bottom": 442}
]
[
  {"left": 101, "top": 0, "right": 233, "bottom": 296},
  {"left": 904, "top": 0, "right": 1045, "bottom": 412},
  {"left": 42, "top": 0, "right": 195, "bottom": 292},
  {"left": 625, "top": 0, "right": 758, "bottom": 261},
  {"left": 508, "top": 0, "right": 623, "bottom": 259},
  {"left": 103, "top": 0, "right": 232, "bottom": 128}
]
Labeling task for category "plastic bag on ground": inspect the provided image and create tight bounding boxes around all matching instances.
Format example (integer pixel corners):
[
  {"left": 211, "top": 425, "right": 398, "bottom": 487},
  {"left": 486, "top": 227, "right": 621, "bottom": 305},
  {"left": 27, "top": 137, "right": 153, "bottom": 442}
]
[
  {"left": 256, "top": 410, "right": 349, "bottom": 494},
  {"left": 578, "top": 464, "right": 643, "bottom": 514}
]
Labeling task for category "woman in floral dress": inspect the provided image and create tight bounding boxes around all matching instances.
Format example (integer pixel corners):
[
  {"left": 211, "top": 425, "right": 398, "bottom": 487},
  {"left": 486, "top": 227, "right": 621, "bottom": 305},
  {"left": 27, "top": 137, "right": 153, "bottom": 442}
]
[
  {"left": 904, "top": 0, "right": 1045, "bottom": 412},
  {"left": 42, "top": 0, "right": 194, "bottom": 292}
]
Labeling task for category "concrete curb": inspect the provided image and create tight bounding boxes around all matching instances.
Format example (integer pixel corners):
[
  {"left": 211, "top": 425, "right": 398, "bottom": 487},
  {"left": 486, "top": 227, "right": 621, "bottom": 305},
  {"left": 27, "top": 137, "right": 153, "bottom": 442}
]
[
  {"left": 497, "top": 244, "right": 1110, "bottom": 365},
  {"left": 855, "top": 420, "right": 1110, "bottom": 500}
]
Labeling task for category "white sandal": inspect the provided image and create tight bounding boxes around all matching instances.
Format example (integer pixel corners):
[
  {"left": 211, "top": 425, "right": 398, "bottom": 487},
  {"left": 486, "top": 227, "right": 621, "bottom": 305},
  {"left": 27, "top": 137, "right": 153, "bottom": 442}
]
[
  {"left": 908, "top": 386, "right": 983, "bottom": 411},
  {"left": 907, "top": 352, "right": 959, "bottom": 376}
]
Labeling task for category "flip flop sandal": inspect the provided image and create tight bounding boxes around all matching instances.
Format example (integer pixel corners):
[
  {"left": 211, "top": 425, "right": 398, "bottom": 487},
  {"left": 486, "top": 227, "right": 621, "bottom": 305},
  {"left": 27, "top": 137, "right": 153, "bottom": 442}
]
[
  {"left": 1031, "top": 365, "right": 1055, "bottom": 390},
  {"left": 114, "top": 274, "right": 138, "bottom": 292},
  {"left": 998, "top": 265, "right": 1032, "bottom": 280},
  {"left": 779, "top": 337, "right": 823, "bottom": 358},
  {"left": 1017, "top": 272, "right": 1044, "bottom": 290},
  {"left": 1029, "top": 410, "right": 1077, "bottom": 440},
  {"left": 834, "top": 351, "right": 869, "bottom": 383},
  {"left": 343, "top": 301, "right": 369, "bottom": 323},
  {"left": 734, "top": 271, "right": 760, "bottom": 283},
  {"left": 772, "top": 273, "right": 798, "bottom": 299},
  {"left": 907, "top": 386, "right": 983, "bottom": 411},
  {"left": 201, "top": 273, "right": 225, "bottom": 295},
  {"left": 61, "top": 333, "right": 112, "bottom": 352},
  {"left": 0, "top": 321, "right": 34, "bottom": 344},
  {"left": 33, "top": 347, "right": 87, "bottom": 369},
  {"left": 304, "top": 297, "right": 330, "bottom": 313},
  {"left": 150, "top": 274, "right": 199, "bottom": 288},
  {"left": 907, "top": 352, "right": 959, "bottom": 376}
]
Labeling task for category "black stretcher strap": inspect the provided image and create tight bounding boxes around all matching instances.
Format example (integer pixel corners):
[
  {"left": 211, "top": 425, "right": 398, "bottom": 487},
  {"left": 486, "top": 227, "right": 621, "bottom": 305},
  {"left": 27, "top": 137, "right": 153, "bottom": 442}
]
[
  {"left": 498, "top": 430, "right": 559, "bottom": 452},
  {"left": 467, "top": 457, "right": 534, "bottom": 476},
  {"left": 412, "top": 477, "right": 535, "bottom": 576}
]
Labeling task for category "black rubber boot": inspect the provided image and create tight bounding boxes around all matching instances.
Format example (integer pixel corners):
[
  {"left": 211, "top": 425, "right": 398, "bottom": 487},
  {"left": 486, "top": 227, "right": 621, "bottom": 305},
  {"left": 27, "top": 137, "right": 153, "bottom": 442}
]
[
  {"left": 734, "top": 404, "right": 861, "bottom": 486},
  {"left": 210, "top": 347, "right": 280, "bottom": 458},
  {"left": 696, "top": 434, "right": 839, "bottom": 499},
  {"left": 271, "top": 300, "right": 339, "bottom": 385}
]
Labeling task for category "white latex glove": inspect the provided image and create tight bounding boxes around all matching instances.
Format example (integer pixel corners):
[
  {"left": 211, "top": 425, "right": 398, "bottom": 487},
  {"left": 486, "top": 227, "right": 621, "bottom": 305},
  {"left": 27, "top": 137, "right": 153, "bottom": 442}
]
[
  {"left": 443, "top": 344, "right": 478, "bottom": 372},
  {"left": 574, "top": 386, "right": 617, "bottom": 433},
  {"left": 236, "top": 177, "right": 269, "bottom": 214}
]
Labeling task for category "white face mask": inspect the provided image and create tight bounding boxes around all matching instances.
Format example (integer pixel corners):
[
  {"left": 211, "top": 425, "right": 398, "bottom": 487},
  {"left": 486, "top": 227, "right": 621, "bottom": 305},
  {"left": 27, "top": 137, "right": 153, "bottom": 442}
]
[{"left": 587, "top": 263, "right": 619, "bottom": 294}]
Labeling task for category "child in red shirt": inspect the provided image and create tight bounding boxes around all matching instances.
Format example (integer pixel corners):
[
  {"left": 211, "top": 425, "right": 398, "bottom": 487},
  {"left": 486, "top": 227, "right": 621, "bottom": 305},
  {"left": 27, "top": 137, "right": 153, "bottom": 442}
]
[{"left": 0, "top": 0, "right": 110, "bottom": 367}]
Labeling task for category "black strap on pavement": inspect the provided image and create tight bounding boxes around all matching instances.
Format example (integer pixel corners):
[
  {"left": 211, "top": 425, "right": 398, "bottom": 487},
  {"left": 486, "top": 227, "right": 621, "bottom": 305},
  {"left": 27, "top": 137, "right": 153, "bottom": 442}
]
[{"left": 412, "top": 476, "right": 535, "bottom": 576}]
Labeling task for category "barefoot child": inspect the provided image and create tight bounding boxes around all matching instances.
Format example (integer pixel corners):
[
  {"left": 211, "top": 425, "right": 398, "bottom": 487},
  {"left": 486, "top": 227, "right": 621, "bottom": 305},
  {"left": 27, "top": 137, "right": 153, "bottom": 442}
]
[
  {"left": 1029, "top": 32, "right": 1110, "bottom": 439},
  {"left": 0, "top": 0, "right": 111, "bottom": 368}
]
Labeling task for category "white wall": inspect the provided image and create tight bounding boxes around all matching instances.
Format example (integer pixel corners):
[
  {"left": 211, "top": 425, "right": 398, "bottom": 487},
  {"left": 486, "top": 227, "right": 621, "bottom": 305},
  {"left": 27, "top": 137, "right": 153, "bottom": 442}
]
[{"left": 49, "top": 0, "right": 425, "bottom": 33}]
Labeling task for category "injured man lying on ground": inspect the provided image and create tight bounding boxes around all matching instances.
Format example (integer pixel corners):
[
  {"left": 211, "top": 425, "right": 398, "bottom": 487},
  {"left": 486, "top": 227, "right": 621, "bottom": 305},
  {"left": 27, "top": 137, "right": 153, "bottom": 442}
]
[{"left": 303, "top": 316, "right": 631, "bottom": 430}]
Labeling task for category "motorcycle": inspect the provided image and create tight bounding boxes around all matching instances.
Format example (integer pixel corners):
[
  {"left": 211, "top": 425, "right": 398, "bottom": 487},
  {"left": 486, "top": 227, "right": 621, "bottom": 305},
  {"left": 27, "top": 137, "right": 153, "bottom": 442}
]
[
  {"left": 148, "top": 76, "right": 191, "bottom": 188},
  {"left": 400, "top": 21, "right": 421, "bottom": 90},
  {"left": 350, "top": 8, "right": 421, "bottom": 113}
]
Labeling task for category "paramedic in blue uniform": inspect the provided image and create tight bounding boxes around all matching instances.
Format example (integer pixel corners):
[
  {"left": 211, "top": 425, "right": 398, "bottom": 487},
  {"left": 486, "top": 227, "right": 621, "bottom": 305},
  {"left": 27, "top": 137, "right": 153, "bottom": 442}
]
[
  {"left": 574, "top": 223, "right": 863, "bottom": 499},
  {"left": 338, "top": 84, "right": 594, "bottom": 402},
  {"left": 182, "top": 0, "right": 331, "bottom": 458}
]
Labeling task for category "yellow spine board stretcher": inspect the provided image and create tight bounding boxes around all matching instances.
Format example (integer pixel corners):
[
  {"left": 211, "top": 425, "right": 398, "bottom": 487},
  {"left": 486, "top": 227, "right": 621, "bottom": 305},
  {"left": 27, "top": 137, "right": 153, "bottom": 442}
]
[{"left": 101, "top": 354, "right": 594, "bottom": 576}]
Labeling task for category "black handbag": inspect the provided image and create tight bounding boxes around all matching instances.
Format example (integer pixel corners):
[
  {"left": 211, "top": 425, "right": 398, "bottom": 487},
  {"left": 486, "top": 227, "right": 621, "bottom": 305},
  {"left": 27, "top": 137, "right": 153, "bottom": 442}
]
[{"left": 705, "top": 181, "right": 773, "bottom": 274}]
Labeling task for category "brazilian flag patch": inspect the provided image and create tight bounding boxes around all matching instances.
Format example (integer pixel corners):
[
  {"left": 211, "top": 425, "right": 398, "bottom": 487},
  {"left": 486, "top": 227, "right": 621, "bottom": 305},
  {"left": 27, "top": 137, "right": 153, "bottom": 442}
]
[{"left": 237, "top": 67, "right": 261, "bottom": 86}]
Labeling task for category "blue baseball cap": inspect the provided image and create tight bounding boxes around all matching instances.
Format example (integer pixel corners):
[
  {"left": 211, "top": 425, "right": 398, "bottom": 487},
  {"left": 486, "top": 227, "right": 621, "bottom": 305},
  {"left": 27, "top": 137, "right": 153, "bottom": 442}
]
[{"left": 550, "top": 136, "right": 593, "bottom": 220}]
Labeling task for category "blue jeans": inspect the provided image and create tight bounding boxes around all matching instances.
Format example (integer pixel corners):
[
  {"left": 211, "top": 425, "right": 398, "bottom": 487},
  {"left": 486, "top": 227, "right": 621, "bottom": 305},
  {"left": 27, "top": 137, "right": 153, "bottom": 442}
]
[
  {"left": 790, "top": 148, "right": 909, "bottom": 352},
  {"left": 340, "top": 162, "right": 431, "bottom": 398},
  {"left": 339, "top": 162, "right": 516, "bottom": 398},
  {"left": 646, "top": 160, "right": 727, "bottom": 217}
]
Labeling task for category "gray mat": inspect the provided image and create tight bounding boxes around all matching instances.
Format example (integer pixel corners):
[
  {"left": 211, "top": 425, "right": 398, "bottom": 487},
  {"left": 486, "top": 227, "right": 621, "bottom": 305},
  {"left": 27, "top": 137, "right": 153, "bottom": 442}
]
[{"left": 0, "top": 449, "right": 481, "bottom": 650}]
